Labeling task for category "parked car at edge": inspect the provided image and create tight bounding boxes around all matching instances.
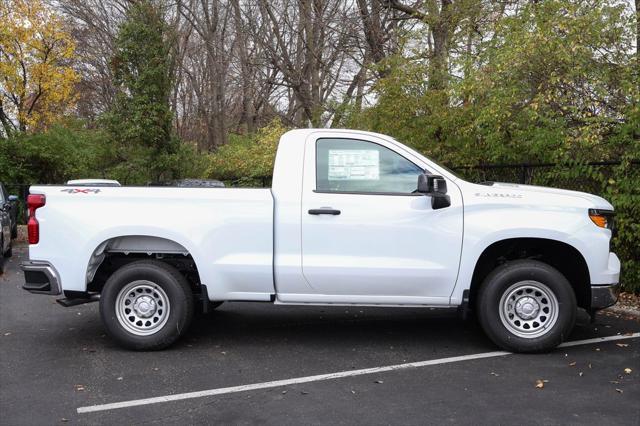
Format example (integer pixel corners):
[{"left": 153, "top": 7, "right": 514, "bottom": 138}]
[
  {"left": 0, "top": 183, "right": 18, "bottom": 272},
  {"left": 21, "top": 129, "right": 620, "bottom": 352}
]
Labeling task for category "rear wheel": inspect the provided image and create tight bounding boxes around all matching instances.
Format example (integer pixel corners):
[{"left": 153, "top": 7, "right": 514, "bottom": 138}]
[
  {"left": 476, "top": 259, "right": 576, "bottom": 353},
  {"left": 100, "top": 260, "right": 194, "bottom": 350}
]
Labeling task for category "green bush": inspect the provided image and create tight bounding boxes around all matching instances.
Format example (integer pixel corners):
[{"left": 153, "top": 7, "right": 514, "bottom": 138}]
[
  {"left": 0, "top": 122, "right": 110, "bottom": 184},
  {"left": 0, "top": 121, "right": 208, "bottom": 186},
  {"left": 205, "top": 119, "right": 286, "bottom": 184}
]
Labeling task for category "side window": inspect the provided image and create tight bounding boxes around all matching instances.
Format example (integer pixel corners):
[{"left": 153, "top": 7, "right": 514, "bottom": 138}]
[{"left": 316, "top": 138, "right": 423, "bottom": 194}]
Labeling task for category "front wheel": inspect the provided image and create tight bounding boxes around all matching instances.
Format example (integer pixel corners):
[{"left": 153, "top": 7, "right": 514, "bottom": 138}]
[
  {"left": 100, "top": 260, "right": 194, "bottom": 350},
  {"left": 476, "top": 259, "right": 576, "bottom": 353}
]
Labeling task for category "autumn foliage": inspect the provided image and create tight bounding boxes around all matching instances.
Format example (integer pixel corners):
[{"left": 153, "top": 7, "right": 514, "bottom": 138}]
[{"left": 0, "top": 0, "right": 78, "bottom": 135}]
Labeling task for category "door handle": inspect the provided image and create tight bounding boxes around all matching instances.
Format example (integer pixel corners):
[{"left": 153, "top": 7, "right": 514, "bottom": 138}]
[{"left": 308, "top": 208, "right": 341, "bottom": 215}]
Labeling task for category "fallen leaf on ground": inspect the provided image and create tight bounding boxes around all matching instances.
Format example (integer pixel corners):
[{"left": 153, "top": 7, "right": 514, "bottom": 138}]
[
  {"left": 281, "top": 390, "right": 287, "bottom": 394},
  {"left": 595, "top": 348, "right": 601, "bottom": 351},
  {"left": 624, "top": 368, "right": 632, "bottom": 374},
  {"left": 535, "top": 379, "right": 545, "bottom": 389},
  {"left": 300, "top": 391, "right": 309, "bottom": 395},
  {"left": 579, "top": 372, "right": 583, "bottom": 377},
  {"left": 616, "top": 343, "right": 629, "bottom": 348},
  {"left": 568, "top": 362, "right": 576, "bottom": 366},
  {"left": 490, "top": 372, "right": 499, "bottom": 376},
  {"left": 75, "top": 385, "right": 85, "bottom": 391},
  {"left": 615, "top": 388, "right": 623, "bottom": 394},
  {"left": 374, "top": 380, "right": 384, "bottom": 384},
  {"left": 117, "top": 377, "right": 123, "bottom": 381},
  {"left": 3, "top": 332, "right": 11, "bottom": 336}
]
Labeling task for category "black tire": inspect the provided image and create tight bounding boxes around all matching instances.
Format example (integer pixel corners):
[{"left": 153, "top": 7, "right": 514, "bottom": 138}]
[
  {"left": 100, "top": 260, "right": 194, "bottom": 351},
  {"left": 476, "top": 259, "right": 576, "bottom": 353}
]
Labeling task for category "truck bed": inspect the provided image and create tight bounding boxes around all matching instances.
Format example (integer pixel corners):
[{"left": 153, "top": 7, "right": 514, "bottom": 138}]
[{"left": 28, "top": 186, "right": 275, "bottom": 300}]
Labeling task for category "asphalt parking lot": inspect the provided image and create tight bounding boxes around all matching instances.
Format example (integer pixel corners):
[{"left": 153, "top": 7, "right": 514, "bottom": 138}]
[{"left": 1, "top": 246, "right": 639, "bottom": 425}]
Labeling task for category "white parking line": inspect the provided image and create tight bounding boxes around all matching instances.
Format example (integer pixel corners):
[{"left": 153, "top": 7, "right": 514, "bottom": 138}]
[{"left": 77, "top": 332, "right": 640, "bottom": 414}]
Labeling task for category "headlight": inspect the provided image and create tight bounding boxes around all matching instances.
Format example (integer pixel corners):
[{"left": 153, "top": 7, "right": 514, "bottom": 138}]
[{"left": 588, "top": 209, "right": 615, "bottom": 232}]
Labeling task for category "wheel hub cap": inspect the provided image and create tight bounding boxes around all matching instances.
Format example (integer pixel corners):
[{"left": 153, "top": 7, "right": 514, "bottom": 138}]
[
  {"left": 133, "top": 296, "right": 156, "bottom": 318},
  {"left": 515, "top": 296, "right": 539, "bottom": 320}
]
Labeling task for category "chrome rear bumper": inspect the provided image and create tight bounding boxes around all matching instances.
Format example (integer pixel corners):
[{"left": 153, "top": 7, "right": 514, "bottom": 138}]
[{"left": 21, "top": 261, "right": 62, "bottom": 295}]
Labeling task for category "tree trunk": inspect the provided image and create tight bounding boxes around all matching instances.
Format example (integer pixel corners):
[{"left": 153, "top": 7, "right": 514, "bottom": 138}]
[
  {"left": 428, "top": 0, "right": 451, "bottom": 92},
  {"left": 636, "top": 0, "right": 639, "bottom": 81}
]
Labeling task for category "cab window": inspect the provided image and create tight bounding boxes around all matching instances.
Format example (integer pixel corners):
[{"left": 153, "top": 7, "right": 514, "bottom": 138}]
[{"left": 316, "top": 138, "right": 423, "bottom": 194}]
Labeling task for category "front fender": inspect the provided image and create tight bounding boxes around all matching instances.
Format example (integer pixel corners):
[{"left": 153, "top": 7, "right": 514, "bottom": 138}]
[{"left": 450, "top": 204, "right": 599, "bottom": 305}]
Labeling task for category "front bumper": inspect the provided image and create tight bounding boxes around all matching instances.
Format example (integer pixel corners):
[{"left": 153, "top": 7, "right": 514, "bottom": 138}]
[
  {"left": 591, "top": 284, "right": 620, "bottom": 310},
  {"left": 21, "top": 261, "right": 62, "bottom": 295}
]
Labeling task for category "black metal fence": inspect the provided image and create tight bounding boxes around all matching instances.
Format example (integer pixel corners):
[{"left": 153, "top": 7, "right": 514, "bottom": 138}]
[
  {"left": 5, "top": 160, "right": 636, "bottom": 224},
  {"left": 452, "top": 160, "right": 638, "bottom": 185},
  {"left": 219, "top": 159, "right": 637, "bottom": 189}
]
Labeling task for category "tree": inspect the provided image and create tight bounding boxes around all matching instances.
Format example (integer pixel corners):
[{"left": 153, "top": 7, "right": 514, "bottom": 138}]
[
  {"left": 255, "top": 0, "right": 361, "bottom": 127},
  {"left": 105, "top": 0, "right": 177, "bottom": 182},
  {"left": 0, "top": 0, "right": 78, "bottom": 137}
]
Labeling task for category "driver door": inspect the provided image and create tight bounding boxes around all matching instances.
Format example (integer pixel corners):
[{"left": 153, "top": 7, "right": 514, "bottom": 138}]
[{"left": 299, "top": 135, "right": 463, "bottom": 305}]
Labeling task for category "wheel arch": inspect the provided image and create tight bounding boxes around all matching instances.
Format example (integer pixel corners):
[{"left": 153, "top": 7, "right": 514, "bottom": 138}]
[
  {"left": 85, "top": 234, "right": 203, "bottom": 293},
  {"left": 467, "top": 237, "right": 591, "bottom": 310}
]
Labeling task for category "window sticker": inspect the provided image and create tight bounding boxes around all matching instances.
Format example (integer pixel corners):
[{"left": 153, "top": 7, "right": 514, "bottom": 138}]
[{"left": 328, "top": 149, "right": 379, "bottom": 181}]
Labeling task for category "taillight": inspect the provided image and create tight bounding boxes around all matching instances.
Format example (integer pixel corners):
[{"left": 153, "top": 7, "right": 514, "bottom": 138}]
[{"left": 27, "top": 194, "right": 46, "bottom": 244}]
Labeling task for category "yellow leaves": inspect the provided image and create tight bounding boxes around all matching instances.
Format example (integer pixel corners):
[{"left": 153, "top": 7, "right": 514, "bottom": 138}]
[{"left": 0, "top": 0, "right": 78, "bottom": 132}]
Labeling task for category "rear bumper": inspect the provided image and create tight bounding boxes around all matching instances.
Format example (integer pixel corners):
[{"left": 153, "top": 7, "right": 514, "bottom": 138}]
[{"left": 21, "top": 261, "right": 62, "bottom": 295}]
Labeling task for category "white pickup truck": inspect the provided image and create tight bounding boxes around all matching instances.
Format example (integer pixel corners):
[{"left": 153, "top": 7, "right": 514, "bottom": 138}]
[{"left": 22, "top": 129, "right": 620, "bottom": 352}]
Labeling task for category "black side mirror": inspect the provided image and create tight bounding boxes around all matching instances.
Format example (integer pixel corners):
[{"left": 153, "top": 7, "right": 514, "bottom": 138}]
[{"left": 417, "top": 173, "right": 451, "bottom": 209}]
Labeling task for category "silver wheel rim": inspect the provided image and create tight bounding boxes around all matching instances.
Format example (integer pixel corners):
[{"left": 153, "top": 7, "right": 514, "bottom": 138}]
[
  {"left": 499, "top": 280, "right": 559, "bottom": 339},
  {"left": 115, "top": 280, "right": 170, "bottom": 336}
]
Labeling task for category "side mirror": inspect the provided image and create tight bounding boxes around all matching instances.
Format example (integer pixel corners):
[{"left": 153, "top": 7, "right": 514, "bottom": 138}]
[
  {"left": 8, "top": 195, "right": 18, "bottom": 202},
  {"left": 417, "top": 173, "right": 451, "bottom": 209}
]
